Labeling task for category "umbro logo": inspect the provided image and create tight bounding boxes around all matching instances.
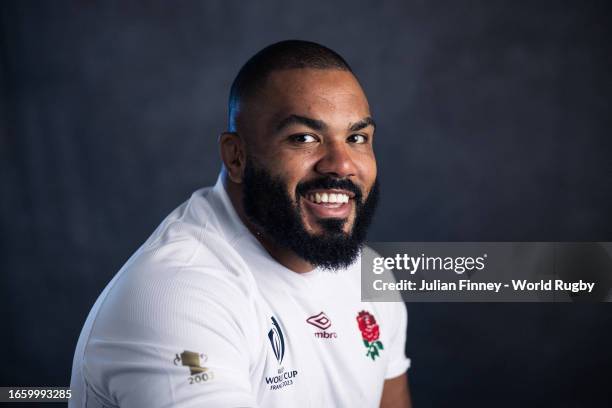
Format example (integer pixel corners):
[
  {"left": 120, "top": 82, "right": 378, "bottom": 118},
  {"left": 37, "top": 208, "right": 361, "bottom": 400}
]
[
  {"left": 306, "top": 312, "right": 337, "bottom": 339},
  {"left": 306, "top": 312, "right": 331, "bottom": 330}
]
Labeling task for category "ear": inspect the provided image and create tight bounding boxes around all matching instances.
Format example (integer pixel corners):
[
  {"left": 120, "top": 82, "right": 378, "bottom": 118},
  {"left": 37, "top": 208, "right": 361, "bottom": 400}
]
[{"left": 219, "top": 132, "right": 246, "bottom": 183}]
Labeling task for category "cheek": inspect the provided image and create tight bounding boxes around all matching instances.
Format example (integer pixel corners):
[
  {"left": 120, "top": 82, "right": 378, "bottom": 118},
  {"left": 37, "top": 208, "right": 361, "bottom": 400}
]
[
  {"left": 276, "top": 161, "right": 315, "bottom": 195},
  {"left": 357, "top": 157, "right": 377, "bottom": 188},
  {"left": 278, "top": 172, "right": 303, "bottom": 204}
]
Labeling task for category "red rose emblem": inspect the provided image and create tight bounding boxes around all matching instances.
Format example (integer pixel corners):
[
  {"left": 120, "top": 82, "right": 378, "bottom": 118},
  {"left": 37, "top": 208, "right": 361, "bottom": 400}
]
[
  {"left": 356, "top": 310, "right": 384, "bottom": 361},
  {"left": 357, "top": 311, "right": 380, "bottom": 342}
]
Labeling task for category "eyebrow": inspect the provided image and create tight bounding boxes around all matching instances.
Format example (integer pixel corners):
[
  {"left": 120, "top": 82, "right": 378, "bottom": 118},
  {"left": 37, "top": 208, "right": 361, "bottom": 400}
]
[
  {"left": 275, "top": 114, "right": 376, "bottom": 133},
  {"left": 276, "top": 115, "right": 327, "bottom": 132},
  {"left": 349, "top": 116, "right": 376, "bottom": 132}
]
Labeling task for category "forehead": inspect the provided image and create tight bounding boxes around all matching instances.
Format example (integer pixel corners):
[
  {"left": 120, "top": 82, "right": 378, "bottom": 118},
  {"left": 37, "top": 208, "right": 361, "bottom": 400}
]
[{"left": 254, "top": 68, "right": 371, "bottom": 127}]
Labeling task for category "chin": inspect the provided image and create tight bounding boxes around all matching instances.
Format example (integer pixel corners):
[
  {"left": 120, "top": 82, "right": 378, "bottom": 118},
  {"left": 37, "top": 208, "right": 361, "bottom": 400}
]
[{"left": 311, "top": 219, "right": 354, "bottom": 236}]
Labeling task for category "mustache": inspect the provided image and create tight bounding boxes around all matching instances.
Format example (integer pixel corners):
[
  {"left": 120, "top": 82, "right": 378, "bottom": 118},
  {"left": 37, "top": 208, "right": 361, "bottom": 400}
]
[{"left": 296, "top": 177, "right": 363, "bottom": 202}]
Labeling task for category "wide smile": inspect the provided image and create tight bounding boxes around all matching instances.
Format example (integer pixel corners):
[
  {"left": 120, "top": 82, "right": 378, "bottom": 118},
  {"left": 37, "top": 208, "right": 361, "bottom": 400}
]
[{"left": 300, "top": 189, "right": 354, "bottom": 219}]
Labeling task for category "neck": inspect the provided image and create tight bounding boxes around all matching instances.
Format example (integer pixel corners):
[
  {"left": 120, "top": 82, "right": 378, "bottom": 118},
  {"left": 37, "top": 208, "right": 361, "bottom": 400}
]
[{"left": 222, "top": 172, "right": 316, "bottom": 273}]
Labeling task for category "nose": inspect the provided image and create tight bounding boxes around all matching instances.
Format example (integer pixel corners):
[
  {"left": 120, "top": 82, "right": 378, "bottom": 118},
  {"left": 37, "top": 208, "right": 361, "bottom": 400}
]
[{"left": 315, "top": 140, "right": 358, "bottom": 178}]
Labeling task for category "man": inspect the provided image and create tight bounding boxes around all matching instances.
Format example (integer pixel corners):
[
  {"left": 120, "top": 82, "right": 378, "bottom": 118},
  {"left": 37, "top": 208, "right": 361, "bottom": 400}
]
[{"left": 70, "top": 40, "right": 412, "bottom": 407}]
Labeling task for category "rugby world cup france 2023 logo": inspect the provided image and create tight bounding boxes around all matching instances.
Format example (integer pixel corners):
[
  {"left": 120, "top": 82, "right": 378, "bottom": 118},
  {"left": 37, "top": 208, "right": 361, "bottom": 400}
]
[
  {"left": 268, "top": 316, "right": 285, "bottom": 365},
  {"left": 357, "top": 310, "right": 384, "bottom": 361}
]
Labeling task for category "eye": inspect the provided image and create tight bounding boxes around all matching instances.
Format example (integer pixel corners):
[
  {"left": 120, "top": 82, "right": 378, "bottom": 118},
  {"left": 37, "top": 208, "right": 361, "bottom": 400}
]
[
  {"left": 291, "top": 134, "right": 318, "bottom": 143},
  {"left": 348, "top": 134, "right": 368, "bottom": 144}
]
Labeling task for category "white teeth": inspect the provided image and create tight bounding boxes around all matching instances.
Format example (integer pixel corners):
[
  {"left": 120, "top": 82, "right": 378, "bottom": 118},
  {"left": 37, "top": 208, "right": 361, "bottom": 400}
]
[{"left": 307, "top": 192, "right": 350, "bottom": 204}]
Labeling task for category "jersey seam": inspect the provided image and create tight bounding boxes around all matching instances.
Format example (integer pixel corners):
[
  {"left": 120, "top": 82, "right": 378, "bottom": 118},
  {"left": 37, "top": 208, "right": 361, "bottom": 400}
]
[
  {"left": 142, "top": 198, "right": 194, "bottom": 251},
  {"left": 168, "top": 216, "right": 208, "bottom": 278}
]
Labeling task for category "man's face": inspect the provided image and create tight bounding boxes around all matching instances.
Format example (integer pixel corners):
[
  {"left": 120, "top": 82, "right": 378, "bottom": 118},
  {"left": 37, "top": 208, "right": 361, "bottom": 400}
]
[{"left": 238, "top": 68, "right": 378, "bottom": 269}]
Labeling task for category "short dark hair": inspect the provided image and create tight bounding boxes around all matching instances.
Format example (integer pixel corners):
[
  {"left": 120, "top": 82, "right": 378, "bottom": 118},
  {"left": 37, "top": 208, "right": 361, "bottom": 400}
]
[{"left": 228, "top": 40, "right": 353, "bottom": 131}]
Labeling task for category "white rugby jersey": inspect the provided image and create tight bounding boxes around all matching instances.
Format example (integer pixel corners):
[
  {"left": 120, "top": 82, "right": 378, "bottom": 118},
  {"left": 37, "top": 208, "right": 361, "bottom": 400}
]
[{"left": 69, "top": 175, "right": 410, "bottom": 408}]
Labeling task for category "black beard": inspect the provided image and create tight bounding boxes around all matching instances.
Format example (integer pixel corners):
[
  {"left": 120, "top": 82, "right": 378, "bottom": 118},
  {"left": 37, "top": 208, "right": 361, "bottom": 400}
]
[{"left": 242, "top": 157, "right": 379, "bottom": 270}]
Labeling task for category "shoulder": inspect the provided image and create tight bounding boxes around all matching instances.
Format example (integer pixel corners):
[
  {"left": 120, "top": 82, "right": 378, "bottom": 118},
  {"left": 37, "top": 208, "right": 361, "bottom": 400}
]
[
  {"left": 139, "top": 186, "right": 256, "bottom": 291},
  {"left": 72, "top": 186, "right": 265, "bottom": 407},
  {"left": 85, "top": 187, "right": 261, "bottom": 347}
]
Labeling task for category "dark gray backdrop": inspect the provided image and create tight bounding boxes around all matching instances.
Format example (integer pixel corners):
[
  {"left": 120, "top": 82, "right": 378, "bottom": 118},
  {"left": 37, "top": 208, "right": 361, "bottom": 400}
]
[{"left": 1, "top": 1, "right": 611, "bottom": 407}]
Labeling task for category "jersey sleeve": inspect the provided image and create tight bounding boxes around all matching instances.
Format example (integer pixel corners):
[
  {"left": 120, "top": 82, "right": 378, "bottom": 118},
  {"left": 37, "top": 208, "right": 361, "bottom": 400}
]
[
  {"left": 80, "top": 261, "right": 262, "bottom": 408},
  {"left": 384, "top": 301, "right": 411, "bottom": 379}
]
